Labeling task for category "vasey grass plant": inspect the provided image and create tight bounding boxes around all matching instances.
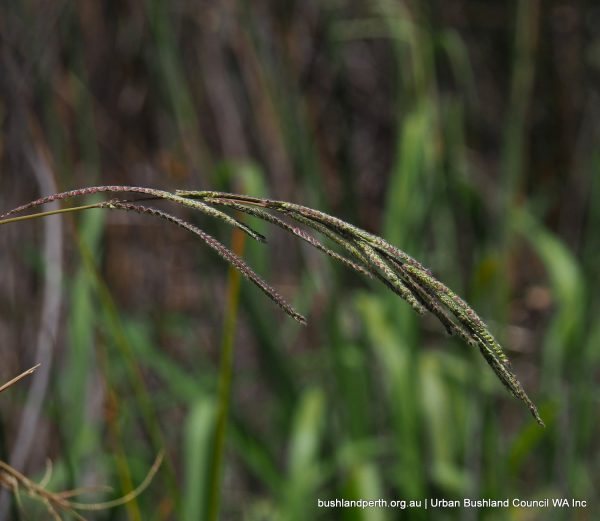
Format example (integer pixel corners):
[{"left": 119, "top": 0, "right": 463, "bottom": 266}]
[
  {"left": 0, "top": 185, "right": 544, "bottom": 427},
  {"left": 3, "top": 2, "right": 599, "bottom": 519}
]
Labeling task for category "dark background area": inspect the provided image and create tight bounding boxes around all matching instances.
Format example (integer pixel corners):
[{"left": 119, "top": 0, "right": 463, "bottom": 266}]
[{"left": 0, "top": 1, "right": 598, "bottom": 519}]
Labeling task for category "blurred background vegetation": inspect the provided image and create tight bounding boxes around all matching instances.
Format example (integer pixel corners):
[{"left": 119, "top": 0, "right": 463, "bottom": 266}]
[{"left": 0, "top": 0, "right": 598, "bottom": 519}]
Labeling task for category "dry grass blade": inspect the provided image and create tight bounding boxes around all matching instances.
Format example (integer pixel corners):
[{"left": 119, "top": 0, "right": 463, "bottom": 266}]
[
  {"left": 0, "top": 364, "right": 41, "bottom": 394},
  {"left": 66, "top": 452, "right": 163, "bottom": 511},
  {"left": 0, "top": 363, "right": 164, "bottom": 518},
  {"left": 0, "top": 453, "right": 163, "bottom": 520}
]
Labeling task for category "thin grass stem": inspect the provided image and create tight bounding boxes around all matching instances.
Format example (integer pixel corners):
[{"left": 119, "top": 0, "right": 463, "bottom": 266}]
[
  {"left": 0, "top": 204, "right": 104, "bottom": 226},
  {"left": 207, "top": 227, "right": 245, "bottom": 521}
]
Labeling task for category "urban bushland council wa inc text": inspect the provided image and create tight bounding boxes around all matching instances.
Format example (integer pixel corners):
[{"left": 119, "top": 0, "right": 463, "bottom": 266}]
[{"left": 317, "top": 498, "right": 588, "bottom": 509}]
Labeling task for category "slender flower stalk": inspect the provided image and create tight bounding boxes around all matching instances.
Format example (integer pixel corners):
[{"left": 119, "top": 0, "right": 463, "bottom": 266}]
[{"left": 0, "top": 204, "right": 105, "bottom": 226}]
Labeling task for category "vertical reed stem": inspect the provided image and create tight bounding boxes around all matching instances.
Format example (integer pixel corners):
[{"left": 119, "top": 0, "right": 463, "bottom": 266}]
[{"left": 208, "top": 226, "right": 245, "bottom": 521}]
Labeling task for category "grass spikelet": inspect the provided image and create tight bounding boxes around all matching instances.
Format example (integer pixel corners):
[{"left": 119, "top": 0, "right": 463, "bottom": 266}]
[
  {"left": 354, "top": 240, "right": 426, "bottom": 314},
  {"left": 176, "top": 191, "right": 429, "bottom": 270},
  {"left": 283, "top": 211, "right": 425, "bottom": 303},
  {"left": 202, "top": 198, "right": 373, "bottom": 278},
  {"left": 403, "top": 265, "right": 510, "bottom": 365},
  {"left": 98, "top": 201, "right": 306, "bottom": 325}
]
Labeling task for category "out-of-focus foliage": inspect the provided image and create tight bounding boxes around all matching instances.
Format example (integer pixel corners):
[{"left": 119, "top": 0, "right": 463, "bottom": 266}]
[{"left": 0, "top": 1, "right": 598, "bottom": 520}]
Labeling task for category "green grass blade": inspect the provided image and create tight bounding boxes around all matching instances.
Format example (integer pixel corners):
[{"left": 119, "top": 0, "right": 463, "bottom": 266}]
[{"left": 183, "top": 398, "right": 216, "bottom": 521}]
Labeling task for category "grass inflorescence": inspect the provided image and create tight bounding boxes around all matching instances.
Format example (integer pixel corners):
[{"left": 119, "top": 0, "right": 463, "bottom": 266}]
[{"left": 0, "top": 186, "right": 544, "bottom": 426}]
